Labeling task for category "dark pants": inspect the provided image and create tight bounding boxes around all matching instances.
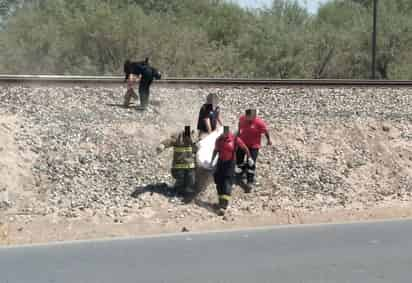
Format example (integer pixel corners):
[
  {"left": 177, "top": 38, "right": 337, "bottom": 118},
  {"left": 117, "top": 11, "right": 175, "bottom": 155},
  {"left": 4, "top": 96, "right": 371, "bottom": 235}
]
[
  {"left": 138, "top": 80, "right": 152, "bottom": 109},
  {"left": 171, "top": 169, "right": 195, "bottom": 196},
  {"left": 214, "top": 160, "right": 234, "bottom": 207},
  {"left": 236, "top": 147, "right": 259, "bottom": 184}
]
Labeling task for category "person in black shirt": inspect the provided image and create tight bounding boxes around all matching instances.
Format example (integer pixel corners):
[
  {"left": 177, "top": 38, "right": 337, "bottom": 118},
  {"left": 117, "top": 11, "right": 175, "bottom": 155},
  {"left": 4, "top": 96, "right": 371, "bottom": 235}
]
[
  {"left": 123, "top": 58, "right": 149, "bottom": 82},
  {"left": 123, "top": 58, "right": 162, "bottom": 110},
  {"left": 197, "top": 93, "right": 222, "bottom": 138}
]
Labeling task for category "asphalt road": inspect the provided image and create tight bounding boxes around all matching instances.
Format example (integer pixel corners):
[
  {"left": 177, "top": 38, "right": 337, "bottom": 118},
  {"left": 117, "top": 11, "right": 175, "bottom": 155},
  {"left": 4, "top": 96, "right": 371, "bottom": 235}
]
[{"left": 1, "top": 219, "right": 412, "bottom": 283}]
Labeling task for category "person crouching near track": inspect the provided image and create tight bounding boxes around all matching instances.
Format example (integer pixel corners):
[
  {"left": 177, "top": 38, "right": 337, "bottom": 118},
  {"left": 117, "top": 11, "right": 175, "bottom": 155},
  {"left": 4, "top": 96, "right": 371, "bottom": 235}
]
[
  {"left": 123, "top": 58, "right": 161, "bottom": 110},
  {"left": 123, "top": 59, "right": 146, "bottom": 107},
  {"left": 211, "top": 126, "right": 252, "bottom": 215},
  {"left": 235, "top": 109, "right": 272, "bottom": 192}
]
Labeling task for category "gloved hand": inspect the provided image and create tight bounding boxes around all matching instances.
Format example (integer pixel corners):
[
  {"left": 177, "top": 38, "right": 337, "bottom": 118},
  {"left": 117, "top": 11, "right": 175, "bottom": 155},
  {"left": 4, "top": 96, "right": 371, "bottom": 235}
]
[{"left": 247, "top": 157, "right": 254, "bottom": 167}]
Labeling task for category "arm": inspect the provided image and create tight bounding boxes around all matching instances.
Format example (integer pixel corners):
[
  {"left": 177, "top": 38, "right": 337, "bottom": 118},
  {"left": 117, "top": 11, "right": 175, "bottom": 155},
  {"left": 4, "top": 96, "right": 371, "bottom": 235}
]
[
  {"left": 192, "top": 143, "right": 198, "bottom": 154},
  {"left": 216, "top": 110, "right": 223, "bottom": 127},
  {"left": 204, "top": 118, "right": 212, "bottom": 134},
  {"left": 211, "top": 149, "right": 218, "bottom": 164},
  {"left": 265, "top": 131, "right": 272, "bottom": 146},
  {"left": 236, "top": 137, "right": 251, "bottom": 158},
  {"left": 198, "top": 106, "right": 212, "bottom": 134},
  {"left": 191, "top": 135, "right": 199, "bottom": 154},
  {"left": 161, "top": 139, "right": 173, "bottom": 149},
  {"left": 124, "top": 61, "right": 130, "bottom": 82},
  {"left": 211, "top": 138, "right": 220, "bottom": 165},
  {"left": 160, "top": 133, "right": 178, "bottom": 149},
  {"left": 260, "top": 119, "right": 272, "bottom": 146},
  {"left": 236, "top": 120, "right": 241, "bottom": 136}
]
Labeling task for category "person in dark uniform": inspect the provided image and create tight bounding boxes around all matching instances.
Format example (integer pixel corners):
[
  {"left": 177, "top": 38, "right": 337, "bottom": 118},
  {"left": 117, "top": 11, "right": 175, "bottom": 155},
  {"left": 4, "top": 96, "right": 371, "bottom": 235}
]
[
  {"left": 160, "top": 126, "right": 197, "bottom": 202},
  {"left": 194, "top": 93, "right": 223, "bottom": 195},
  {"left": 123, "top": 58, "right": 149, "bottom": 82},
  {"left": 123, "top": 58, "right": 161, "bottom": 110},
  {"left": 197, "top": 93, "right": 223, "bottom": 138},
  {"left": 211, "top": 126, "right": 252, "bottom": 215}
]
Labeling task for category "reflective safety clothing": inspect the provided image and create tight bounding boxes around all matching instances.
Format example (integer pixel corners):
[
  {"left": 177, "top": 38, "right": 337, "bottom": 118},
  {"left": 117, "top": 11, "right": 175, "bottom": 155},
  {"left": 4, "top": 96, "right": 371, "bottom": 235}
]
[
  {"left": 161, "top": 131, "right": 197, "bottom": 200},
  {"left": 161, "top": 131, "right": 197, "bottom": 170},
  {"left": 173, "top": 145, "right": 195, "bottom": 169}
]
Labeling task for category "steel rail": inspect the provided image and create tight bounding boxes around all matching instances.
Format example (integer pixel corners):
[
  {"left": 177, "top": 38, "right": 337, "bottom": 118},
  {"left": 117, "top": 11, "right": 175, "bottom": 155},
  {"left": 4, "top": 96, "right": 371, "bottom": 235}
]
[{"left": 0, "top": 75, "right": 412, "bottom": 87}]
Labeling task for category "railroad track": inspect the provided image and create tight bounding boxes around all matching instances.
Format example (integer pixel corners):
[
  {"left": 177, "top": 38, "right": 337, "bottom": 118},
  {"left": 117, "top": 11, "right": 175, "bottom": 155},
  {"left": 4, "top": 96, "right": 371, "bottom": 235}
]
[{"left": 1, "top": 75, "right": 412, "bottom": 87}]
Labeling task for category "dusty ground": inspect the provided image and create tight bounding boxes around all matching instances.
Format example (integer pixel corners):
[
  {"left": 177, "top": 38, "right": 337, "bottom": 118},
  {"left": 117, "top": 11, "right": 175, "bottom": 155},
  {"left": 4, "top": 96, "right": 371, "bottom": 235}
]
[
  {"left": 3, "top": 204, "right": 412, "bottom": 245},
  {"left": 1, "top": 85, "right": 412, "bottom": 245}
]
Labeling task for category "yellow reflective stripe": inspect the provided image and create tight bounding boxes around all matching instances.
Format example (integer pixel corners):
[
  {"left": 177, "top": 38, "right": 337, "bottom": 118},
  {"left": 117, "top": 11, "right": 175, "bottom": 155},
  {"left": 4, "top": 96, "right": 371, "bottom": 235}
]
[
  {"left": 174, "top": 147, "right": 192, "bottom": 153},
  {"left": 219, "top": 195, "right": 231, "bottom": 201},
  {"left": 173, "top": 163, "right": 195, "bottom": 169}
]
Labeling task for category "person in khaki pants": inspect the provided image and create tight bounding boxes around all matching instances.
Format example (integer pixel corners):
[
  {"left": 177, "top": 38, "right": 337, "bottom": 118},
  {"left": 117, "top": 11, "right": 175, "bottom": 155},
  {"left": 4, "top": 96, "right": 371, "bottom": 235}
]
[
  {"left": 123, "top": 58, "right": 162, "bottom": 110},
  {"left": 123, "top": 73, "right": 140, "bottom": 107}
]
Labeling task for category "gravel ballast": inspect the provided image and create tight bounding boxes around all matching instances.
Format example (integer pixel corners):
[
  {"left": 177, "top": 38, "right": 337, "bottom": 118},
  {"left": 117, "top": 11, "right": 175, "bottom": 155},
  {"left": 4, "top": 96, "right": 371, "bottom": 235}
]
[{"left": 1, "top": 85, "right": 412, "bottom": 223}]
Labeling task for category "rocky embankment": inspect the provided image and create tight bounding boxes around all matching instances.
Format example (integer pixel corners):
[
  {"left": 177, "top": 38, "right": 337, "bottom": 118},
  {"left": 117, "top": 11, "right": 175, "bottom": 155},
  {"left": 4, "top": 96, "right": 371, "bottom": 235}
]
[{"left": 1, "top": 85, "right": 412, "bottom": 242}]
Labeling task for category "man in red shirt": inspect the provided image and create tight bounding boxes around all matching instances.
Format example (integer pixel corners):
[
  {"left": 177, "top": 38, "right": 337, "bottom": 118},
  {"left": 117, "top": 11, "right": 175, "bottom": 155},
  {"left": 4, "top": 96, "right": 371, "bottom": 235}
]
[
  {"left": 211, "top": 126, "right": 252, "bottom": 215},
  {"left": 236, "top": 109, "right": 272, "bottom": 191}
]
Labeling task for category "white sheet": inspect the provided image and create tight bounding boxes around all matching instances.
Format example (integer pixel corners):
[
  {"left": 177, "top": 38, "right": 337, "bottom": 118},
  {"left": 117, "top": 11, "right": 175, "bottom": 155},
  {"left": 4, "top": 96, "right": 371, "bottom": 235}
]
[{"left": 196, "top": 127, "right": 223, "bottom": 169}]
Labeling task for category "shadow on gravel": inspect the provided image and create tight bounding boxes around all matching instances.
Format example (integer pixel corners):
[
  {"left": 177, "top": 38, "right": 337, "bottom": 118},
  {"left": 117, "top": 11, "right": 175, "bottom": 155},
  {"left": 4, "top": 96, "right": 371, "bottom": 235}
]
[
  {"left": 149, "top": 100, "right": 161, "bottom": 106},
  {"left": 106, "top": 103, "right": 134, "bottom": 109},
  {"left": 194, "top": 199, "right": 218, "bottom": 214},
  {"left": 233, "top": 175, "right": 252, "bottom": 194},
  {"left": 131, "top": 182, "right": 177, "bottom": 199},
  {"left": 131, "top": 183, "right": 222, "bottom": 214}
]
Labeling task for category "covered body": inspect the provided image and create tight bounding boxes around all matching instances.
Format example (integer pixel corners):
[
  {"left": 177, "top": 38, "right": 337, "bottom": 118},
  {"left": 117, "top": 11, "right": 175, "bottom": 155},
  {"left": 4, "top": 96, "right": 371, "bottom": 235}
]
[{"left": 196, "top": 127, "right": 223, "bottom": 169}]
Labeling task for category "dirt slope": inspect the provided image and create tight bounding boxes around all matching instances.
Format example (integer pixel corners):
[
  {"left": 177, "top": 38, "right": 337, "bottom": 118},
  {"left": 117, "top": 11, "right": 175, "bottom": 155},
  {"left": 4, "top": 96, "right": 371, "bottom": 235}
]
[
  {"left": 0, "top": 115, "right": 37, "bottom": 244},
  {"left": 1, "top": 86, "right": 412, "bottom": 245}
]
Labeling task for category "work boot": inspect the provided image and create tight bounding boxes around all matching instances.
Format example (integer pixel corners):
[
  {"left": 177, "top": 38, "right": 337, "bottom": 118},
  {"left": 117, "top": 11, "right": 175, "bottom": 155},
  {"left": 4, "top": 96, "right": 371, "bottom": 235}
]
[
  {"left": 216, "top": 198, "right": 228, "bottom": 217},
  {"left": 244, "top": 181, "right": 254, "bottom": 193},
  {"left": 218, "top": 196, "right": 229, "bottom": 210},
  {"left": 217, "top": 207, "right": 226, "bottom": 216},
  {"left": 182, "top": 192, "right": 196, "bottom": 204}
]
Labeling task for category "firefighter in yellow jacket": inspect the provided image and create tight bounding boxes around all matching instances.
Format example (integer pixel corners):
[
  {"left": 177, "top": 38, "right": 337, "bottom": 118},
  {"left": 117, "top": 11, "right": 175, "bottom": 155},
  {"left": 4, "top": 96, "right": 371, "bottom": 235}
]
[{"left": 160, "top": 126, "right": 197, "bottom": 202}]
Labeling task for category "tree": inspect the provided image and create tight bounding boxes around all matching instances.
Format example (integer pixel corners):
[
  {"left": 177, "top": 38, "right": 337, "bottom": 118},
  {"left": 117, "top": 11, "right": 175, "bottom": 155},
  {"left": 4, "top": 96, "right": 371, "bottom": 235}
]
[{"left": 0, "top": 0, "right": 411, "bottom": 78}]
